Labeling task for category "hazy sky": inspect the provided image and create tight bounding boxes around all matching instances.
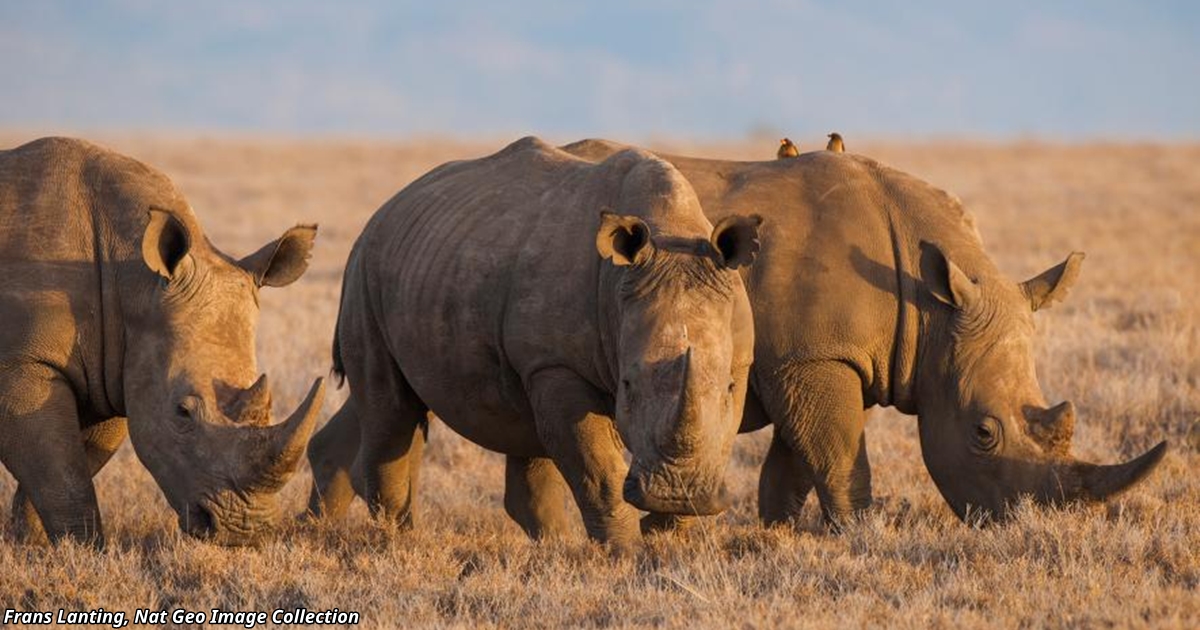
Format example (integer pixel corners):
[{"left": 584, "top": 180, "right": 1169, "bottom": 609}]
[{"left": 2, "top": 1, "right": 1197, "bottom": 139}]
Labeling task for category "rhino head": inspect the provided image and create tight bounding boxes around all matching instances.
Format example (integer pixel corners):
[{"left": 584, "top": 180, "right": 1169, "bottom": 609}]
[
  {"left": 123, "top": 209, "right": 326, "bottom": 545},
  {"left": 597, "top": 206, "right": 760, "bottom": 517},
  {"left": 916, "top": 242, "right": 1166, "bottom": 521}
]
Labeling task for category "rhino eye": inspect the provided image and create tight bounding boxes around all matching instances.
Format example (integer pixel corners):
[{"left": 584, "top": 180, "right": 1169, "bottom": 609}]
[
  {"left": 727, "top": 380, "right": 736, "bottom": 394},
  {"left": 175, "top": 396, "right": 205, "bottom": 432},
  {"left": 973, "top": 417, "right": 1001, "bottom": 452}
]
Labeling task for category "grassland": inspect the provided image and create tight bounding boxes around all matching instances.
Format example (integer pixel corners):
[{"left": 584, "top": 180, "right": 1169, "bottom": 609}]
[{"left": 0, "top": 133, "right": 1196, "bottom": 628}]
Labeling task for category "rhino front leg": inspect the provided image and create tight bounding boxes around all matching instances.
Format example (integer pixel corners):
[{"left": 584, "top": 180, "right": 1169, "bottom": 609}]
[
  {"left": 529, "top": 369, "right": 640, "bottom": 549},
  {"left": 13, "top": 417, "right": 128, "bottom": 544},
  {"left": 306, "top": 399, "right": 364, "bottom": 520},
  {"left": 503, "top": 455, "right": 573, "bottom": 540},
  {"left": 0, "top": 371, "right": 103, "bottom": 545},
  {"left": 757, "top": 433, "right": 817, "bottom": 526},
  {"left": 760, "top": 361, "right": 872, "bottom": 527},
  {"left": 504, "top": 455, "right": 679, "bottom": 539}
]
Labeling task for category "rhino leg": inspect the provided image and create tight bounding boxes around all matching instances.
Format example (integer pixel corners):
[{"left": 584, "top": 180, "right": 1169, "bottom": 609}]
[
  {"left": 306, "top": 400, "right": 363, "bottom": 520},
  {"left": 355, "top": 377, "right": 428, "bottom": 528},
  {"left": 760, "top": 361, "right": 873, "bottom": 527},
  {"left": 529, "top": 369, "right": 640, "bottom": 549},
  {"left": 0, "top": 370, "right": 104, "bottom": 545},
  {"left": 758, "top": 433, "right": 817, "bottom": 526},
  {"left": 12, "top": 417, "right": 128, "bottom": 544},
  {"left": 503, "top": 455, "right": 573, "bottom": 540}
]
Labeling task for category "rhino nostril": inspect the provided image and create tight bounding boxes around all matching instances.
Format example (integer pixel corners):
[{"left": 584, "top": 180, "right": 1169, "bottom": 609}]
[{"left": 184, "top": 503, "right": 217, "bottom": 537}]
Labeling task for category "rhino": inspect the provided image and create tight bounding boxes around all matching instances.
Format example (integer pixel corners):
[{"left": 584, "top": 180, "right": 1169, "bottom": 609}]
[
  {"left": 308, "top": 138, "right": 1165, "bottom": 532},
  {"left": 561, "top": 139, "right": 1168, "bottom": 524},
  {"left": 306, "top": 137, "right": 760, "bottom": 547},
  {"left": 0, "top": 137, "right": 326, "bottom": 546}
]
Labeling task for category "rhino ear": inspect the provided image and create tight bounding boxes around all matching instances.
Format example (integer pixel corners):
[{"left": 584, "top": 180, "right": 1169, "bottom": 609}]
[
  {"left": 596, "top": 212, "right": 653, "bottom": 266},
  {"left": 710, "top": 214, "right": 762, "bottom": 269},
  {"left": 921, "top": 241, "right": 978, "bottom": 310},
  {"left": 239, "top": 224, "right": 318, "bottom": 288},
  {"left": 1020, "top": 252, "right": 1085, "bottom": 312},
  {"left": 142, "top": 208, "right": 192, "bottom": 280}
]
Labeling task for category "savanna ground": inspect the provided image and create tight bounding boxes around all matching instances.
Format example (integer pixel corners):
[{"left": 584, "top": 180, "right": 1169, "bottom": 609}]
[{"left": 0, "top": 132, "right": 1197, "bottom": 628}]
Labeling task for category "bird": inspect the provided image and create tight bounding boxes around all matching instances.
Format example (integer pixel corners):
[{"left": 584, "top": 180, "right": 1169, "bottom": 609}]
[
  {"left": 777, "top": 138, "right": 799, "bottom": 159},
  {"left": 826, "top": 132, "right": 845, "bottom": 152}
]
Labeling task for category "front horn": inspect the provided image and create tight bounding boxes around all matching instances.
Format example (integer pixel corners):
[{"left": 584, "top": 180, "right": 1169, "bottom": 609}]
[
  {"left": 1071, "top": 441, "right": 1168, "bottom": 501},
  {"left": 258, "top": 378, "right": 326, "bottom": 490}
]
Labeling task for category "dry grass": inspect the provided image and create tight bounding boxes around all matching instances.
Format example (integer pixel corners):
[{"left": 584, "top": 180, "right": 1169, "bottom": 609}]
[{"left": 0, "top": 133, "right": 1196, "bottom": 628}]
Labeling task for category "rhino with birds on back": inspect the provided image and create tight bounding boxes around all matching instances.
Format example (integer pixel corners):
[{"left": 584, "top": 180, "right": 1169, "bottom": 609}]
[
  {"left": 562, "top": 138, "right": 1167, "bottom": 525},
  {"left": 305, "top": 137, "right": 761, "bottom": 548},
  {"left": 307, "top": 137, "right": 1166, "bottom": 533},
  {"left": 0, "top": 137, "right": 326, "bottom": 546}
]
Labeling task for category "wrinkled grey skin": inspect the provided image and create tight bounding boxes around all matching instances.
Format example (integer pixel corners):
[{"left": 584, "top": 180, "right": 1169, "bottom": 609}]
[
  {"left": 307, "top": 138, "right": 1165, "bottom": 532},
  {"left": 307, "top": 137, "right": 759, "bottom": 547},
  {"left": 0, "top": 137, "right": 326, "bottom": 546}
]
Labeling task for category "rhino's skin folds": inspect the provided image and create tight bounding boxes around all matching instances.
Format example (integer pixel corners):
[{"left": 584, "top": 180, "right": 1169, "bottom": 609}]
[
  {"left": 0, "top": 137, "right": 325, "bottom": 546},
  {"left": 558, "top": 138, "right": 1166, "bottom": 525},
  {"left": 309, "top": 137, "right": 760, "bottom": 548}
]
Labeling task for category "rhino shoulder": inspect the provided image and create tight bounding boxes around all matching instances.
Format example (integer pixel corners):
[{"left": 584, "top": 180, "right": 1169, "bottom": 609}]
[
  {"left": 474, "top": 136, "right": 593, "bottom": 174},
  {"left": 8, "top": 137, "right": 191, "bottom": 239},
  {"left": 559, "top": 138, "right": 629, "bottom": 162},
  {"left": 851, "top": 155, "right": 983, "bottom": 246},
  {"left": 3, "top": 136, "right": 109, "bottom": 175},
  {"left": 8, "top": 136, "right": 104, "bottom": 157}
]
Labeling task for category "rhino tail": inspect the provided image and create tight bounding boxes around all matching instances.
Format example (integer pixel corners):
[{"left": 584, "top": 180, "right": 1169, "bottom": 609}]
[
  {"left": 330, "top": 250, "right": 356, "bottom": 389},
  {"left": 331, "top": 324, "right": 345, "bottom": 388}
]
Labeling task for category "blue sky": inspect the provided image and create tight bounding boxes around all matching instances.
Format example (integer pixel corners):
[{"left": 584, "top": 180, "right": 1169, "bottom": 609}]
[{"left": 2, "top": 1, "right": 1198, "bottom": 139}]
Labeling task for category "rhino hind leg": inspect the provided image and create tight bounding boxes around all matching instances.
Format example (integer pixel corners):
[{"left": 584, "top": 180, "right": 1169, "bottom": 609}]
[
  {"left": 306, "top": 400, "right": 364, "bottom": 520},
  {"left": 359, "top": 404, "right": 426, "bottom": 529},
  {"left": 527, "top": 368, "right": 640, "bottom": 550},
  {"left": 0, "top": 371, "right": 105, "bottom": 545},
  {"left": 335, "top": 283, "right": 430, "bottom": 529},
  {"left": 12, "top": 417, "right": 129, "bottom": 544},
  {"left": 503, "top": 455, "right": 573, "bottom": 540},
  {"left": 352, "top": 363, "right": 428, "bottom": 528},
  {"left": 760, "top": 361, "right": 873, "bottom": 528}
]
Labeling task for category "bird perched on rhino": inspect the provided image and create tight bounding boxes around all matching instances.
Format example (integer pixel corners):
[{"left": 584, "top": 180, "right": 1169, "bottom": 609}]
[
  {"left": 777, "top": 138, "right": 799, "bottom": 159},
  {"left": 826, "top": 132, "right": 845, "bottom": 152}
]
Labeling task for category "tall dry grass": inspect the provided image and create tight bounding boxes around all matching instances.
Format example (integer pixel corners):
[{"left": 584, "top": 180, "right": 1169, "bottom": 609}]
[{"left": 0, "top": 133, "right": 1196, "bottom": 628}]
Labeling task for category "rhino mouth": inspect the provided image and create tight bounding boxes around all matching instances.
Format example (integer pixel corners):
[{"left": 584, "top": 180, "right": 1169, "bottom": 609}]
[
  {"left": 622, "top": 467, "right": 729, "bottom": 515},
  {"left": 179, "top": 494, "right": 276, "bottom": 546}
]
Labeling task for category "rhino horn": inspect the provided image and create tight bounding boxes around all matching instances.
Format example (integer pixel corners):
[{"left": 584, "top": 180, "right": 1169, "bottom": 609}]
[
  {"left": 659, "top": 348, "right": 695, "bottom": 457},
  {"left": 673, "top": 347, "right": 693, "bottom": 418},
  {"left": 256, "top": 378, "right": 326, "bottom": 490},
  {"left": 1070, "top": 441, "right": 1167, "bottom": 501},
  {"left": 232, "top": 374, "right": 272, "bottom": 427},
  {"left": 1029, "top": 401, "right": 1075, "bottom": 456}
]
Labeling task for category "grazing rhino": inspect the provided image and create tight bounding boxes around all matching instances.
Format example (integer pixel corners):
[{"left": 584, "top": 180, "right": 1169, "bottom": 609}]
[
  {"left": 0, "top": 137, "right": 325, "bottom": 546},
  {"left": 307, "top": 137, "right": 760, "bottom": 547},
  {"left": 307, "top": 138, "right": 1165, "bottom": 532}
]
